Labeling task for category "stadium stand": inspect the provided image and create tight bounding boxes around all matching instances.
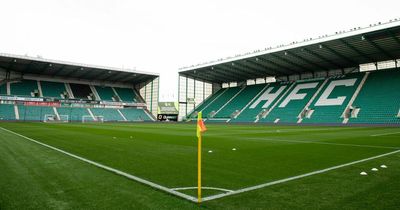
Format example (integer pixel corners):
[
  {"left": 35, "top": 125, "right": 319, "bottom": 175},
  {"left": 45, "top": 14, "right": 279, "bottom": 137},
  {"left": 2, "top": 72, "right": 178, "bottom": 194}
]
[
  {"left": 0, "top": 53, "right": 158, "bottom": 123},
  {"left": 10, "top": 80, "right": 38, "bottom": 97},
  {"left": 114, "top": 87, "right": 139, "bottom": 102},
  {"left": 0, "top": 104, "right": 16, "bottom": 120},
  {"left": 178, "top": 20, "right": 400, "bottom": 125},
  {"left": 214, "top": 84, "right": 266, "bottom": 118},
  {"left": 18, "top": 105, "right": 55, "bottom": 121},
  {"left": 91, "top": 108, "right": 124, "bottom": 121},
  {"left": 201, "top": 87, "right": 242, "bottom": 118},
  {"left": 95, "top": 86, "right": 117, "bottom": 101},
  {"left": 232, "top": 82, "right": 292, "bottom": 122},
  {"left": 184, "top": 69, "right": 400, "bottom": 124},
  {"left": 349, "top": 68, "right": 400, "bottom": 124},
  {"left": 188, "top": 88, "right": 226, "bottom": 118},
  {"left": 120, "top": 108, "right": 153, "bottom": 121},
  {"left": 0, "top": 82, "right": 6, "bottom": 95},
  {"left": 56, "top": 107, "right": 91, "bottom": 122},
  {"left": 70, "top": 83, "right": 93, "bottom": 100},
  {"left": 302, "top": 73, "right": 364, "bottom": 124},
  {"left": 260, "top": 79, "right": 324, "bottom": 123},
  {"left": 41, "top": 81, "right": 67, "bottom": 98}
]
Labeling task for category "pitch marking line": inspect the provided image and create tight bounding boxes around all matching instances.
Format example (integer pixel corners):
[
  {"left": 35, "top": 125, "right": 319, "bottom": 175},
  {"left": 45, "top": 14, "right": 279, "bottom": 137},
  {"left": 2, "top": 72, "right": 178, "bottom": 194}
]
[
  {"left": 171, "top": 187, "right": 234, "bottom": 193},
  {"left": 371, "top": 131, "right": 400, "bottom": 137},
  {"left": 3, "top": 126, "right": 399, "bottom": 203},
  {"left": 247, "top": 137, "right": 400, "bottom": 150},
  {"left": 202, "top": 149, "right": 400, "bottom": 202},
  {"left": 0, "top": 127, "right": 198, "bottom": 203}
]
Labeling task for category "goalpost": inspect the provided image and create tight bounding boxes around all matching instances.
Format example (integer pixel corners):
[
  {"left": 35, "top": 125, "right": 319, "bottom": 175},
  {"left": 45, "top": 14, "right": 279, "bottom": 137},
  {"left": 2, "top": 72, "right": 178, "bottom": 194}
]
[
  {"left": 43, "top": 114, "right": 69, "bottom": 123},
  {"left": 82, "top": 115, "right": 104, "bottom": 123}
]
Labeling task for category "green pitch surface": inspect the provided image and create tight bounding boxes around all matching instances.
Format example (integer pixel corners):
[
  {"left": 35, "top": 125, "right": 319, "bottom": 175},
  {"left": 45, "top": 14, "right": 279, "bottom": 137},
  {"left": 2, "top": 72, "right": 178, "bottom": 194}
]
[{"left": 1, "top": 122, "right": 400, "bottom": 209}]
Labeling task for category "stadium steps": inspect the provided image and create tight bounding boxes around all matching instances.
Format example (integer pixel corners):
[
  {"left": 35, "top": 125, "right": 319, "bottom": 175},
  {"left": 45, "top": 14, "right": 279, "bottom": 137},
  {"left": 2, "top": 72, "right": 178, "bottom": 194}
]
[
  {"left": 114, "top": 87, "right": 138, "bottom": 102},
  {"left": 297, "top": 78, "right": 329, "bottom": 123},
  {"left": 214, "top": 84, "right": 266, "bottom": 119},
  {"left": 187, "top": 88, "right": 226, "bottom": 118},
  {"left": 96, "top": 86, "right": 117, "bottom": 101},
  {"left": 201, "top": 87, "right": 242, "bottom": 118},
  {"left": 0, "top": 104, "right": 17, "bottom": 120},
  {"left": 341, "top": 72, "right": 370, "bottom": 124},
  {"left": 53, "top": 107, "right": 61, "bottom": 120},
  {"left": 87, "top": 108, "right": 96, "bottom": 120},
  {"left": 90, "top": 85, "right": 101, "bottom": 101},
  {"left": 232, "top": 82, "right": 293, "bottom": 123},
  {"left": 228, "top": 84, "right": 270, "bottom": 122},
  {"left": 117, "top": 109, "right": 128, "bottom": 121},
  {"left": 119, "top": 108, "right": 153, "bottom": 121},
  {"left": 213, "top": 86, "right": 246, "bottom": 117},
  {"left": 111, "top": 87, "right": 122, "bottom": 101},
  {"left": 90, "top": 108, "right": 124, "bottom": 121},
  {"left": 261, "top": 79, "right": 324, "bottom": 123},
  {"left": 257, "top": 82, "right": 296, "bottom": 123},
  {"left": 37, "top": 81, "right": 43, "bottom": 97},
  {"left": 197, "top": 88, "right": 228, "bottom": 113},
  {"left": 348, "top": 68, "right": 400, "bottom": 124},
  {"left": 144, "top": 109, "right": 156, "bottom": 121},
  {"left": 41, "top": 81, "right": 67, "bottom": 98},
  {"left": 301, "top": 73, "right": 364, "bottom": 124},
  {"left": 14, "top": 104, "right": 19, "bottom": 120},
  {"left": 65, "top": 83, "right": 75, "bottom": 99}
]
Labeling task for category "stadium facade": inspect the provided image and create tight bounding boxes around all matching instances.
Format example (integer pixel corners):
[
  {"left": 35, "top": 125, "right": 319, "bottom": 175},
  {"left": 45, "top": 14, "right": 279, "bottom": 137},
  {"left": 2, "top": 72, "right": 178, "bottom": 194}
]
[
  {"left": 178, "top": 20, "right": 400, "bottom": 124},
  {"left": 0, "top": 53, "right": 159, "bottom": 122}
]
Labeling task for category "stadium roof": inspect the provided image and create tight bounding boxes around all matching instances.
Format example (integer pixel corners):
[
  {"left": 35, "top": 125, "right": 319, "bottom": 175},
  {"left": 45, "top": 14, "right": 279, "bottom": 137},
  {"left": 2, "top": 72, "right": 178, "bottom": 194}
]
[
  {"left": 179, "top": 19, "right": 400, "bottom": 83},
  {"left": 0, "top": 53, "right": 159, "bottom": 84}
]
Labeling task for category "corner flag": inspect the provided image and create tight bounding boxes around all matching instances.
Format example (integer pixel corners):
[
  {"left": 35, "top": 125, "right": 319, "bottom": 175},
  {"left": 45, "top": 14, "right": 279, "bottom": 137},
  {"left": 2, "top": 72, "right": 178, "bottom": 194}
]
[
  {"left": 197, "top": 112, "right": 207, "bottom": 138},
  {"left": 197, "top": 112, "right": 207, "bottom": 203}
]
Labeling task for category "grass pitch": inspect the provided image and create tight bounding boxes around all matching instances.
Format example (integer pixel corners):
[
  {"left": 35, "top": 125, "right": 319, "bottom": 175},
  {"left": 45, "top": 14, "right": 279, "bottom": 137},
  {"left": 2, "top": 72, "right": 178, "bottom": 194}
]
[{"left": 1, "top": 122, "right": 400, "bottom": 209}]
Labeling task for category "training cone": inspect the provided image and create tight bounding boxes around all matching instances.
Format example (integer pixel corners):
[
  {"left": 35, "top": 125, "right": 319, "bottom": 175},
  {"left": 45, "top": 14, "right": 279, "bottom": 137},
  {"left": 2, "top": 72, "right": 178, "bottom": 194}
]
[
  {"left": 371, "top": 168, "right": 378, "bottom": 171},
  {"left": 380, "top": 165, "right": 387, "bottom": 168},
  {"left": 360, "top": 172, "right": 368, "bottom": 176}
]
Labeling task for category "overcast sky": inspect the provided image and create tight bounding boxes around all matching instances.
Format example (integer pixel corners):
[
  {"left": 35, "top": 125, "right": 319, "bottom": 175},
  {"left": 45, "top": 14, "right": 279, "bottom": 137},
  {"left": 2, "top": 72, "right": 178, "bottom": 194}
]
[{"left": 1, "top": 0, "right": 399, "bottom": 101}]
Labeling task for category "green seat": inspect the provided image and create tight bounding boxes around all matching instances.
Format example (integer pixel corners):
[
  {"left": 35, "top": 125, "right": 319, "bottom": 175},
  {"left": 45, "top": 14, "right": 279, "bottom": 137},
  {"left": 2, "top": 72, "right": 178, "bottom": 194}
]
[
  {"left": 10, "top": 80, "right": 38, "bottom": 96},
  {"left": 0, "top": 104, "right": 16, "bottom": 120},
  {"left": 187, "top": 88, "right": 225, "bottom": 119},
  {"left": 91, "top": 108, "right": 124, "bottom": 121},
  {"left": 18, "top": 106, "right": 54, "bottom": 121},
  {"left": 95, "top": 86, "right": 116, "bottom": 101},
  {"left": 303, "top": 73, "right": 363, "bottom": 124},
  {"left": 214, "top": 84, "right": 265, "bottom": 118},
  {"left": 233, "top": 82, "right": 292, "bottom": 123},
  {"left": 261, "top": 79, "right": 324, "bottom": 123},
  {"left": 201, "top": 87, "right": 242, "bottom": 118},
  {"left": 120, "top": 108, "right": 153, "bottom": 121},
  {"left": 0, "top": 83, "right": 7, "bottom": 95},
  {"left": 114, "top": 87, "right": 139, "bottom": 102},
  {"left": 349, "top": 68, "right": 400, "bottom": 124},
  {"left": 57, "top": 107, "right": 90, "bottom": 122},
  {"left": 41, "top": 81, "right": 66, "bottom": 98}
]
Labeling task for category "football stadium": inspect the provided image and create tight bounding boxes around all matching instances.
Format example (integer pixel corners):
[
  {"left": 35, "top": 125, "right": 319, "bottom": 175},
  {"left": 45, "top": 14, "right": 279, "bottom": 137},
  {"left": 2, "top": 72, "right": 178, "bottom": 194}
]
[{"left": 1, "top": 10, "right": 400, "bottom": 210}]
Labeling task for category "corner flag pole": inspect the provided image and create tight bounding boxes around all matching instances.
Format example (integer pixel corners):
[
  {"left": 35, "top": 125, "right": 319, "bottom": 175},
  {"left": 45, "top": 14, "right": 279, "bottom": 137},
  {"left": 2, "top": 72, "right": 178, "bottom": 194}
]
[
  {"left": 196, "top": 111, "right": 207, "bottom": 203},
  {"left": 197, "top": 130, "right": 202, "bottom": 203}
]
